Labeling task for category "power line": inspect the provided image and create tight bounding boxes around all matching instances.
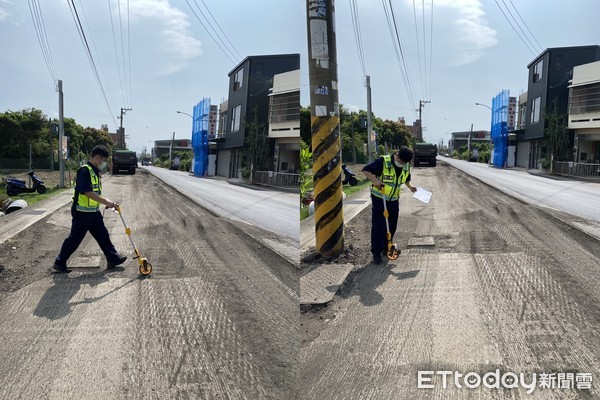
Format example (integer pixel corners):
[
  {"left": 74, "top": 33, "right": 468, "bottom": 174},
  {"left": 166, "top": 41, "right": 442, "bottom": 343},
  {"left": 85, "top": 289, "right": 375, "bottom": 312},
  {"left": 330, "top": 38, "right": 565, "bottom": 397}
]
[
  {"left": 200, "top": 0, "right": 243, "bottom": 60},
  {"left": 500, "top": 0, "right": 542, "bottom": 54},
  {"left": 76, "top": 0, "right": 117, "bottom": 110},
  {"left": 382, "top": 0, "right": 417, "bottom": 112},
  {"left": 492, "top": 0, "right": 536, "bottom": 55},
  {"left": 507, "top": 0, "right": 543, "bottom": 52},
  {"left": 411, "top": 0, "right": 425, "bottom": 100},
  {"left": 28, "top": 0, "right": 58, "bottom": 82},
  {"left": 421, "top": 0, "right": 427, "bottom": 100},
  {"left": 127, "top": 0, "right": 132, "bottom": 107},
  {"left": 67, "top": 0, "right": 118, "bottom": 128},
  {"left": 429, "top": 0, "right": 433, "bottom": 101},
  {"left": 185, "top": 0, "right": 239, "bottom": 65},
  {"left": 349, "top": 0, "right": 366, "bottom": 77},
  {"left": 117, "top": 0, "right": 130, "bottom": 105},
  {"left": 107, "top": 0, "right": 126, "bottom": 106}
]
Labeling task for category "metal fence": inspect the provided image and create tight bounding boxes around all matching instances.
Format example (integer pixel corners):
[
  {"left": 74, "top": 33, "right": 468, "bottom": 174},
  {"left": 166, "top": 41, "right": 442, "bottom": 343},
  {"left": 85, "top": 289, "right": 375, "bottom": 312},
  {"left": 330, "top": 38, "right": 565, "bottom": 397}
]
[
  {"left": 553, "top": 161, "right": 600, "bottom": 177},
  {"left": 252, "top": 171, "right": 300, "bottom": 190}
]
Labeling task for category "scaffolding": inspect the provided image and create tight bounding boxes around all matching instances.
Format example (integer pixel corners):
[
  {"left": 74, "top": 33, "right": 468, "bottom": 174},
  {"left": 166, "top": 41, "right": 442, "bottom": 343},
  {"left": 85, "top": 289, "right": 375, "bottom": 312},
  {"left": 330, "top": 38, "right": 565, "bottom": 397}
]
[
  {"left": 192, "top": 98, "right": 210, "bottom": 176},
  {"left": 491, "top": 90, "right": 509, "bottom": 168}
]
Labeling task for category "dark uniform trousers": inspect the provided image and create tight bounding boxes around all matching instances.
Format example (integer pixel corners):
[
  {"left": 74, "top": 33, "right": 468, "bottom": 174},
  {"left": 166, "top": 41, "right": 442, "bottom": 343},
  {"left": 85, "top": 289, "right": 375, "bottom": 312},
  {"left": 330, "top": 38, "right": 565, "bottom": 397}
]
[
  {"left": 370, "top": 194, "right": 399, "bottom": 257},
  {"left": 55, "top": 208, "right": 120, "bottom": 265}
]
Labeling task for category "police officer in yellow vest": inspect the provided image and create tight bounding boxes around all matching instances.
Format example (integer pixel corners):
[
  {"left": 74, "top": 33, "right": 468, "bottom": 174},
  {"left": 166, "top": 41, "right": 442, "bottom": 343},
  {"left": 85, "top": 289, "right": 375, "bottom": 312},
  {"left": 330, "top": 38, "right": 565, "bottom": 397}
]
[
  {"left": 362, "top": 146, "right": 417, "bottom": 264},
  {"left": 53, "top": 145, "right": 127, "bottom": 273}
]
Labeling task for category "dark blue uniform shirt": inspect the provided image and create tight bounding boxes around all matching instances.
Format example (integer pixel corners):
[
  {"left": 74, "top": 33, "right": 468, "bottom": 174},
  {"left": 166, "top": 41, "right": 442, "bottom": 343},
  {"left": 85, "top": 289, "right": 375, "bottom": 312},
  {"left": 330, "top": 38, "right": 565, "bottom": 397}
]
[{"left": 361, "top": 157, "right": 411, "bottom": 182}]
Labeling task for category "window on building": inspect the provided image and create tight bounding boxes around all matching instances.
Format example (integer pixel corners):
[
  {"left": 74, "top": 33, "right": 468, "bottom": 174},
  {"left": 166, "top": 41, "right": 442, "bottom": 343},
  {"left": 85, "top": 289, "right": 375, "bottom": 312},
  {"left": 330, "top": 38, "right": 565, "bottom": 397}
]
[
  {"left": 533, "top": 60, "right": 543, "bottom": 83},
  {"left": 230, "top": 105, "right": 241, "bottom": 132},
  {"left": 530, "top": 97, "right": 541, "bottom": 124},
  {"left": 569, "top": 83, "right": 600, "bottom": 115},
  {"left": 233, "top": 68, "right": 244, "bottom": 91},
  {"left": 269, "top": 91, "right": 300, "bottom": 123}
]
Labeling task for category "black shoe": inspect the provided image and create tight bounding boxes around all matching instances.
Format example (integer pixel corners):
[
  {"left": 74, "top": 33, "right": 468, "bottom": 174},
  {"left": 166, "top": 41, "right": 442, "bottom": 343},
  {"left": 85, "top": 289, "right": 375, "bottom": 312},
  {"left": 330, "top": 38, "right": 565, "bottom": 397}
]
[
  {"left": 107, "top": 255, "right": 127, "bottom": 269},
  {"left": 372, "top": 254, "right": 382, "bottom": 264},
  {"left": 52, "top": 263, "right": 72, "bottom": 274}
]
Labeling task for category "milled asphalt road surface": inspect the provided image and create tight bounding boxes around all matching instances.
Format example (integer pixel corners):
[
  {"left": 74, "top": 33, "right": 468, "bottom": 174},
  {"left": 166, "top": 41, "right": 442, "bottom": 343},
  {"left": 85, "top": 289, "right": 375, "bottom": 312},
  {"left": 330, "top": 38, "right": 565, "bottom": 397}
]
[
  {"left": 0, "top": 170, "right": 298, "bottom": 399},
  {"left": 143, "top": 166, "right": 299, "bottom": 260},
  {"left": 300, "top": 163, "right": 600, "bottom": 399}
]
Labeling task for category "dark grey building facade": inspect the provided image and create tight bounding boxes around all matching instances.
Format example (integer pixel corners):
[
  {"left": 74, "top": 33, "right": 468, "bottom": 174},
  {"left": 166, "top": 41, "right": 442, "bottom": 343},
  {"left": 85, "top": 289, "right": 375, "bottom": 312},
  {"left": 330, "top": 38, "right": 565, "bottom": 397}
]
[
  {"left": 521, "top": 46, "right": 600, "bottom": 168},
  {"left": 223, "top": 54, "right": 300, "bottom": 178}
]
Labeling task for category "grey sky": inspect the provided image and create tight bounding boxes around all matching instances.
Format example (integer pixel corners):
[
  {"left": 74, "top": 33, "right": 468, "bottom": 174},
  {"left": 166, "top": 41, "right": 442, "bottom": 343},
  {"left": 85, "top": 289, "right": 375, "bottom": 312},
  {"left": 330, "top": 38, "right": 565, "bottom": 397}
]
[{"left": 1, "top": 0, "right": 304, "bottom": 155}]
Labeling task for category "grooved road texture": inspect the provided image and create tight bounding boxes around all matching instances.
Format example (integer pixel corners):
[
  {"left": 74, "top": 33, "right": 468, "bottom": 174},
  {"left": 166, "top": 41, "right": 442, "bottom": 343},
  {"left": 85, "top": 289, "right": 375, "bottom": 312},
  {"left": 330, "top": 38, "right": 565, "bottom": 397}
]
[
  {"left": 300, "top": 163, "right": 600, "bottom": 399},
  {"left": 0, "top": 170, "right": 298, "bottom": 399}
]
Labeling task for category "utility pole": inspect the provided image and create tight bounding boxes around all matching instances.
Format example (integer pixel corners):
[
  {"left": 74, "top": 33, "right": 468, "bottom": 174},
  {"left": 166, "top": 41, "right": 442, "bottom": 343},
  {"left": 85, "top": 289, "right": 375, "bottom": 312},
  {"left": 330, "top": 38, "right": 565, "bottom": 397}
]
[
  {"left": 351, "top": 112, "right": 356, "bottom": 164},
  {"left": 118, "top": 107, "right": 132, "bottom": 150},
  {"left": 366, "top": 75, "right": 373, "bottom": 162},
  {"left": 418, "top": 100, "right": 430, "bottom": 142},
  {"left": 469, "top": 123, "right": 473, "bottom": 153},
  {"left": 307, "top": 0, "right": 344, "bottom": 258},
  {"left": 169, "top": 131, "right": 175, "bottom": 166},
  {"left": 57, "top": 80, "right": 65, "bottom": 188}
]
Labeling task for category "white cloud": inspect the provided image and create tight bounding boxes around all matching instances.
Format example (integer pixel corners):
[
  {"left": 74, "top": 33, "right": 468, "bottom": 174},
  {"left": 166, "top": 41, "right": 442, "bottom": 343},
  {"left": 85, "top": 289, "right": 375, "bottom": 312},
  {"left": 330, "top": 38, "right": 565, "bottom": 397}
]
[
  {"left": 0, "top": 0, "right": 12, "bottom": 21},
  {"left": 126, "top": 0, "right": 202, "bottom": 74},
  {"left": 427, "top": 0, "right": 498, "bottom": 66}
]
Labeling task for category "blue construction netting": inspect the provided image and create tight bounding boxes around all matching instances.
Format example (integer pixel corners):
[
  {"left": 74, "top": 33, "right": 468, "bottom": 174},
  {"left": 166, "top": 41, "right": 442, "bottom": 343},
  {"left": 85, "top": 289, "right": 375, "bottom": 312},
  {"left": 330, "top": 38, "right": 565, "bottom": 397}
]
[
  {"left": 491, "top": 90, "right": 509, "bottom": 168},
  {"left": 192, "top": 98, "right": 210, "bottom": 176}
]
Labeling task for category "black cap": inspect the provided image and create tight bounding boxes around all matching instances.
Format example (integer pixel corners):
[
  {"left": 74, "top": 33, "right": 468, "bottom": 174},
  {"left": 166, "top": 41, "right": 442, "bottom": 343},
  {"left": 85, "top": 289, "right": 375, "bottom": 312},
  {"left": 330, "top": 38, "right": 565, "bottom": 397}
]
[{"left": 397, "top": 146, "right": 413, "bottom": 162}]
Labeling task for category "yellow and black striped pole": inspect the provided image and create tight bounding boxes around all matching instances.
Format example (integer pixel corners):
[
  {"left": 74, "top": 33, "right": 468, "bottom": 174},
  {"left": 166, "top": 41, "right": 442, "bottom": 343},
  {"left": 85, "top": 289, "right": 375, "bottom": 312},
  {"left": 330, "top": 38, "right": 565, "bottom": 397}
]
[{"left": 306, "top": 0, "right": 344, "bottom": 257}]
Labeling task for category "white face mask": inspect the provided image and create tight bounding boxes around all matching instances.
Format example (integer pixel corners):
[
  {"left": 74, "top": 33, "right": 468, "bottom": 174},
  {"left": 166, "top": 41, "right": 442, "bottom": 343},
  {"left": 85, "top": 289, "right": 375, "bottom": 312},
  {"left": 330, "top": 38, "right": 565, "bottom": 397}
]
[
  {"left": 100, "top": 161, "right": 108, "bottom": 170},
  {"left": 394, "top": 160, "right": 404, "bottom": 168}
]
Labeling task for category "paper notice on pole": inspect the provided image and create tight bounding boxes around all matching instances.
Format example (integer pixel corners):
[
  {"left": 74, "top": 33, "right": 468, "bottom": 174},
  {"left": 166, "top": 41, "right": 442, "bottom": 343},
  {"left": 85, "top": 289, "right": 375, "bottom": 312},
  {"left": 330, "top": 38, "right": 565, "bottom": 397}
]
[{"left": 413, "top": 188, "right": 432, "bottom": 204}]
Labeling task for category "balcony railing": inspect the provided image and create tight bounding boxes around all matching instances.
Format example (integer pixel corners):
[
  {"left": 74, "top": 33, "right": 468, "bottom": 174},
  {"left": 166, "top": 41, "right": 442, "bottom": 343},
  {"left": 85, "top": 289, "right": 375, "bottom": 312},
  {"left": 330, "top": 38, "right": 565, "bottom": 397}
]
[
  {"left": 252, "top": 170, "right": 300, "bottom": 190},
  {"left": 552, "top": 161, "right": 600, "bottom": 177}
]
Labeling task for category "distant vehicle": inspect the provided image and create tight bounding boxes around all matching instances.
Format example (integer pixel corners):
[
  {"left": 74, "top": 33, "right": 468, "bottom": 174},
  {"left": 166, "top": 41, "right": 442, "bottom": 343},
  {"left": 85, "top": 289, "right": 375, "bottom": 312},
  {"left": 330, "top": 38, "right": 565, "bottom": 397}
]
[
  {"left": 141, "top": 156, "right": 152, "bottom": 166},
  {"left": 413, "top": 143, "right": 438, "bottom": 167},
  {"left": 112, "top": 150, "right": 137, "bottom": 174}
]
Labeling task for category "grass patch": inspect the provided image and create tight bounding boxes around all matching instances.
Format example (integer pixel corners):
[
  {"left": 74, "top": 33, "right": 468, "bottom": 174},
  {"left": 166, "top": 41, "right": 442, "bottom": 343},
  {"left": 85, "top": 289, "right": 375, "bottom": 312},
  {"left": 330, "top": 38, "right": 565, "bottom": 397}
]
[
  {"left": 0, "top": 187, "right": 70, "bottom": 208},
  {"left": 300, "top": 205, "right": 310, "bottom": 221},
  {"left": 343, "top": 179, "right": 372, "bottom": 197}
]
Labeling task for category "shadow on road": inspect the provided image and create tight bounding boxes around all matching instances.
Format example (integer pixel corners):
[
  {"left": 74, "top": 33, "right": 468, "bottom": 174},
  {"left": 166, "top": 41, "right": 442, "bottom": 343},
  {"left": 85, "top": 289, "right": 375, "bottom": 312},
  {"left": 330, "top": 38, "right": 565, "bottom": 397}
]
[
  {"left": 338, "top": 262, "right": 420, "bottom": 307},
  {"left": 33, "top": 272, "right": 140, "bottom": 320}
]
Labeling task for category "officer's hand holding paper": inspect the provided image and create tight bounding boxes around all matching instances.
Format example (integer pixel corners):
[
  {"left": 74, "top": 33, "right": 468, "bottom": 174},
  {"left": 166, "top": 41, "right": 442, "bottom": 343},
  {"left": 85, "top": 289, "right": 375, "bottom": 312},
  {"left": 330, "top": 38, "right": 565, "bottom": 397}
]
[{"left": 413, "top": 187, "right": 432, "bottom": 204}]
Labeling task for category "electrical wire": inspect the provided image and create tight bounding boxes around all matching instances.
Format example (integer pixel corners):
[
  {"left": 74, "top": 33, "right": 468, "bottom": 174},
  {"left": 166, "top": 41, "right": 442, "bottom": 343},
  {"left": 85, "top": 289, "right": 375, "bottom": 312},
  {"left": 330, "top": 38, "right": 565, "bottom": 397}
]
[
  {"left": 412, "top": 0, "right": 425, "bottom": 101},
  {"left": 507, "top": 0, "right": 542, "bottom": 52},
  {"left": 107, "top": 0, "right": 126, "bottom": 107},
  {"left": 68, "top": 0, "right": 118, "bottom": 127},
  {"left": 185, "top": 0, "right": 239, "bottom": 65},
  {"left": 28, "top": 0, "right": 58, "bottom": 82},
  {"left": 200, "top": 0, "right": 242, "bottom": 60},
  {"left": 349, "top": 0, "right": 367, "bottom": 77},
  {"left": 117, "top": 0, "right": 130, "bottom": 105},
  {"left": 500, "top": 0, "right": 542, "bottom": 54},
  {"left": 382, "top": 0, "right": 417, "bottom": 113},
  {"left": 493, "top": 0, "right": 536, "bottom": 55}
]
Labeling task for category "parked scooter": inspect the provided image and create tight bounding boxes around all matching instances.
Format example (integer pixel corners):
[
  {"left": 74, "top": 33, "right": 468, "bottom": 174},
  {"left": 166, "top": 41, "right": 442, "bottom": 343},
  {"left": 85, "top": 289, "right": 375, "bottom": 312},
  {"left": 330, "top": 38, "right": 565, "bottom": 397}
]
[
  {"left": 342, "top": 164, "right": 358, "bottom": 186},
  {"left": 5, "top": 171, "right": 47, "bottom": 196}
]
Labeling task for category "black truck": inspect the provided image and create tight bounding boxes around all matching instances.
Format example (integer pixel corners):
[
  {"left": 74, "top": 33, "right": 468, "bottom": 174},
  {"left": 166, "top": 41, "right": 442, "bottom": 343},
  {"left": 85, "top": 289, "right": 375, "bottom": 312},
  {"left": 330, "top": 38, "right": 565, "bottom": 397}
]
[
  {"left": 112, "top": 150, "right": 137, "bottom": 174},
  {"left": 413, "top": 143, "right": 438, "bottom": 167}
]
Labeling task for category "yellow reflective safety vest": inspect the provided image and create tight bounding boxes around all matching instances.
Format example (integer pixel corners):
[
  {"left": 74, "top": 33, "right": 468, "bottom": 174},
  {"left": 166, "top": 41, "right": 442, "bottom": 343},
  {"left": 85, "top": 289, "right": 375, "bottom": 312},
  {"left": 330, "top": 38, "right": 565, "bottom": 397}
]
[
  {"left": 75, "top": 164, "right": 102, "bottom": 212},
  {"left": 371, "top": 154, "right": 411, "bottom": 201}
]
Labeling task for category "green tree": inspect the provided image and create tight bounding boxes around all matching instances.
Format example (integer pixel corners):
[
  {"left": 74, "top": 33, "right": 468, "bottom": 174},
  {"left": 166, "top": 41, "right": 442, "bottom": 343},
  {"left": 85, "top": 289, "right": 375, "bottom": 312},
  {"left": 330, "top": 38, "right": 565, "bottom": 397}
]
[
  {"left": 300, "top": 106, "right": 311, "bottom": 147},
  {"left": 544, "top": 98, "right": 570, "bottom": 161},
  {"left": 244, "top": 106, "right": 270, "bottom": 171}
]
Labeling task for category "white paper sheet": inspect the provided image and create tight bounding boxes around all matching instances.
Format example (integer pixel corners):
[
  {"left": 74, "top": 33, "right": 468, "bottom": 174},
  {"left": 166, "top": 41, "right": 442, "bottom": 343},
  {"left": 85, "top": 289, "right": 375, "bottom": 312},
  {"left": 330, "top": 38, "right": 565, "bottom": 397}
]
[{"left": 413, "top": 188, "right": 432, "bottom": 204}]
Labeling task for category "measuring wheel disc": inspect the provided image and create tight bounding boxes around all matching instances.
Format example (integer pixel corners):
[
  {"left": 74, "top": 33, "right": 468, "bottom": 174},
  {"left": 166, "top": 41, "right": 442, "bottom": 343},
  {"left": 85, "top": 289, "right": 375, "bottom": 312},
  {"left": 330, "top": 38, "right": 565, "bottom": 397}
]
[
  {"left": 386, "top": 245, "right": 400, "bottom": 260},
  {"left": 139, "top": 259, "right": 153, "bottom": 275}
]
